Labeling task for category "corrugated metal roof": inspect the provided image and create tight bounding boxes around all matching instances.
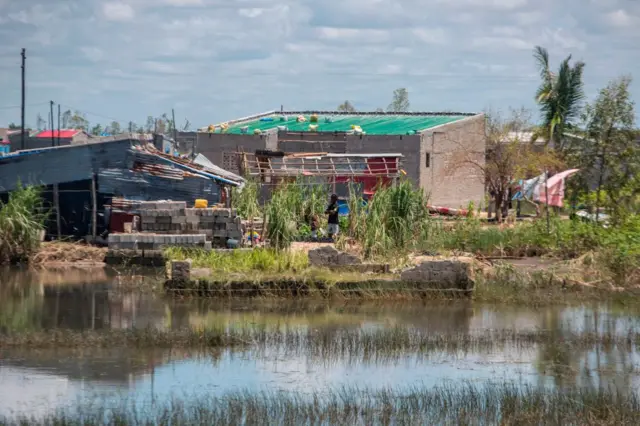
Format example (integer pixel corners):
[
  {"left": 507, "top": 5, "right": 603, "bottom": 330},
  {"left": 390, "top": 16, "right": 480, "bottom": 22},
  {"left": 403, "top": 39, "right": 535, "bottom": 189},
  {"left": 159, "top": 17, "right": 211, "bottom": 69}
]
[{"left": 35, "top": 130, "right": 81, "bottom": 138}]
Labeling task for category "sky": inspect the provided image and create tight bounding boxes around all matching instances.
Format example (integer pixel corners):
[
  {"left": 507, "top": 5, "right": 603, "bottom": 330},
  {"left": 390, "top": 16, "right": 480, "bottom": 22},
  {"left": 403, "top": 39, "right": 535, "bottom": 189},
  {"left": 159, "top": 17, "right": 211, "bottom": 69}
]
[{"left": 0, "top": 0, "right": 639, "bottom": 129}]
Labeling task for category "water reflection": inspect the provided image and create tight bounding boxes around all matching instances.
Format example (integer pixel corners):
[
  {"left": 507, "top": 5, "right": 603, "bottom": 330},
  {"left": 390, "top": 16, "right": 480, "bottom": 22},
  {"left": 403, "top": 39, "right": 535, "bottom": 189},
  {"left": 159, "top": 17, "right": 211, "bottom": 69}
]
[{"left": 1, "top": 267, "right": 640, "bottom": 418}]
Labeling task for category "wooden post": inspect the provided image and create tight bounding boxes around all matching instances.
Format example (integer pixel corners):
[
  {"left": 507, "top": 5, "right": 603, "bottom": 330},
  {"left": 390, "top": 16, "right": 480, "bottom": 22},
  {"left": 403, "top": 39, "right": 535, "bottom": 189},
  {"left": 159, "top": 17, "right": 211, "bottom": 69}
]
[
  {"left": 91, "top": 173, "right": 97, "bottom": 240},
  {"left": 53, "top": 184, "right": 61, "bottom": 240}
]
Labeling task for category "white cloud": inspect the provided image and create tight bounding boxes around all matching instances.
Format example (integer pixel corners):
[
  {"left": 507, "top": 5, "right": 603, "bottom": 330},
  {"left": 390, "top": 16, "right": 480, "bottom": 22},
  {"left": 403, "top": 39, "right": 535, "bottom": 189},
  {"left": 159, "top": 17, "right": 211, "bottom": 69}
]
[
  {"left": 412, "top": 28, "right": 447, "bottom": 44},
  {"left": 81, "top": 47, "right": 105, "bottom": 62},
  {"left": 316, "top": 27, "right": 389, "bottom": 43},
  {"left": 102, "top": 2, "right": 135, "bottom": 22},
  {"left": 472, "top": 36, "right": 531, "bottom": 50},
  {"left": 238, "top": 8, "right": 264, "bottom": 18},
  {"left": 605, "top": 9, "right": 634, "bottom": 27},
  {"left": 163, "top": 0, "right": 203, "bottom": 5},
  {"left": 0, "top": 0, "right": 639, "bottom": 127}
]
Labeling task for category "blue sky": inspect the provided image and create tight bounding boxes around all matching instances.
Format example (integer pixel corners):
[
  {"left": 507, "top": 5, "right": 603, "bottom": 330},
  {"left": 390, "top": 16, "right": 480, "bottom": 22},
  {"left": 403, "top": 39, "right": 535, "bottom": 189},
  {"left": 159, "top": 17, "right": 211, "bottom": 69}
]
[{"left": 0, "top": 0, "right": 639, "bottom": 129}]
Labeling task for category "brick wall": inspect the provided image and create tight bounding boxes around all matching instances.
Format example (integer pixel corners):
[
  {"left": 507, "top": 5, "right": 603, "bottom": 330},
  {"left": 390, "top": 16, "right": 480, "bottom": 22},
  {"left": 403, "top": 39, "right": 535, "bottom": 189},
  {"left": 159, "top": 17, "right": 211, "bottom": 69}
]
[
  {"left": 196, "top": 133, "right": 269, "bottom": 167},
  {"left": 420, "top": 114, "right": 486, "bottom": 208}
]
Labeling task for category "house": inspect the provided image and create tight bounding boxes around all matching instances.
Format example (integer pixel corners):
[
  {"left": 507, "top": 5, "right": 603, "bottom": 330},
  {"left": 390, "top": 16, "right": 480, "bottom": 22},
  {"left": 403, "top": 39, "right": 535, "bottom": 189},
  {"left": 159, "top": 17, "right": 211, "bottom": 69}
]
[
  {"left": 0, "top": 137, "right": 243, "bottom": 238},
  {"left": 34, "top": 129, "right": 92, "bottom": 145},
  {"left": 194, "top": 111, "right": 486, "bottom": 208},
  {"left": 7, "top": 129, "right": 92, "bottom": 151}
]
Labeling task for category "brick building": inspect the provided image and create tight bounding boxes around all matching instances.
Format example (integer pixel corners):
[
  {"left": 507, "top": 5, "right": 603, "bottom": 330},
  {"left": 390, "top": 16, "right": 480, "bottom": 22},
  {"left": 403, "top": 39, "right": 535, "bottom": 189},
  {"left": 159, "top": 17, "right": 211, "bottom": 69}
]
[{"left": 190, "top": 111, "right": 486, "bottom": 208}]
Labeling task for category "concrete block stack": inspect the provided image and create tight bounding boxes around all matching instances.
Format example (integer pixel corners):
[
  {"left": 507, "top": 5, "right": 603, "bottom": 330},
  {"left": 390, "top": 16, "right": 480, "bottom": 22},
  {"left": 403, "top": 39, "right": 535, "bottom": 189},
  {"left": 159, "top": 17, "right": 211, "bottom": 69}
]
[
  {"left": 137, "top": 202, "right": 243, "bottom": 247},
  {"left": 108, "top": 233, "right": 210, "bottom": 250}
]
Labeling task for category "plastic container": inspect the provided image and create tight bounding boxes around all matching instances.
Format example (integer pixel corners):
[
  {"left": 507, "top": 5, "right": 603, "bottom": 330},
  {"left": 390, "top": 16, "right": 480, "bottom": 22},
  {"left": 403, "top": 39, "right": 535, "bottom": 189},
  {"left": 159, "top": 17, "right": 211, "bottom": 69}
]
[{"left": 194, "top": 199, "right": 208, "bottom": 209}]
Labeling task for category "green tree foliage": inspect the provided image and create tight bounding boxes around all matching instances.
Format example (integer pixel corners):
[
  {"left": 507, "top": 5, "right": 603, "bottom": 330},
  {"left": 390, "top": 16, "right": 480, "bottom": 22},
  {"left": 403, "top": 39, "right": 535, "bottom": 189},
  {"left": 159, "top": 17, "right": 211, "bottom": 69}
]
[
  {"left": 90, "top": 124, "right": 103, "bottom": 136},
  {"left": 68, "top": 111, "right": 89, "bottom": 130},
  {"left": 580, "top": 76, "right": 638, "bottom": 222},
  {"left": 387, "top": 88, "right": 410, "bottom": 113},
  {"left": 533, "top": 46, "right": 585, "bottom": 153}
]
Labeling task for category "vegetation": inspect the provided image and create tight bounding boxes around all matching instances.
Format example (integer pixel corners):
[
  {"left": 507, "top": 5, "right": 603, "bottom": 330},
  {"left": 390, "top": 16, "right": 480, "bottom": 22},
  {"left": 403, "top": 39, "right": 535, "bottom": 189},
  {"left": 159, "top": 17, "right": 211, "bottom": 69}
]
[
  {"left": 337, "top": 100, "right": 356, "bottom": 112},
  {"left": 263, "top": 180, "right": 329, "bottom": 249},
  {"left": 5, "top": 384, "right": 640, "bottom": 425},
  {"left": 533, "top": 45, "right": 586, "bottom": 152},
  {"left": 387, "top": 87, "right": 410, "bottom": 112},
  {"left": 165, "top": 247, "right": 308, "bottom": 273},
  {"left": 340, "top": 179, "right": 429, "bottom": 259},
  {"left": 0, "top": 185, "right": 47, "bottom": 264}
]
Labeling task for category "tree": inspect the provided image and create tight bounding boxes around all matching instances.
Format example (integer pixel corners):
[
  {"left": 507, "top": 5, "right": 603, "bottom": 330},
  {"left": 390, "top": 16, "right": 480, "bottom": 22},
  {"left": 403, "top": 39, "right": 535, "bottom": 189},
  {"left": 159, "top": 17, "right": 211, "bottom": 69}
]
[
  {"left": 581, "top": 76, "right": 638, "bottom": 222},
  {"left": 8, "top": 123, "right": 19, "bottom": 130},
  {"left": 449, "top": 109, "right": 562, "bottom": 222},
  {"left": 109, "top": 121, "right": 121, "bottom": 135},
  {"left": 127, "top": 121, "right": 137, "bottom": 133},
  {"left": 91, "top": 124, "right": 103, "bottom": 136},
  {"left": 337, "top": 101, "right": 356, "bottom": 113},
  {"left": 61, "top": 110, "right": 72, "bottom": 128},
  {"left": 145, "top": 116, "right": 155, "bottom": 133},
  {"left": 387, "top": 88, "right": 410, "bottom": 113},
  {"left": 375, "top": 107, "right": 384, "bottom": 113},
  {"left": 35, "top": 114, "right": 46, "bottom": 131},
  {"left": 68, "top": 111, "right": 88, "bottom": 130},
  {"left": 533, "top": 46, "right": 585, "bottom": 153}
]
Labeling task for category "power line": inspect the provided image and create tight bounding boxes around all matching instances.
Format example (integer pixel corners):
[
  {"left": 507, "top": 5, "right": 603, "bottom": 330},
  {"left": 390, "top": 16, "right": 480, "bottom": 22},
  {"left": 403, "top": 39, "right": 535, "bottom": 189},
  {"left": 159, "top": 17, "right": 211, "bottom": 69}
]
[
  {"left": 0, "top": 102, "right": 49, "bottom": 111},
  {"left": 59, "top": 104, "right": 127, "bottom": 124}
]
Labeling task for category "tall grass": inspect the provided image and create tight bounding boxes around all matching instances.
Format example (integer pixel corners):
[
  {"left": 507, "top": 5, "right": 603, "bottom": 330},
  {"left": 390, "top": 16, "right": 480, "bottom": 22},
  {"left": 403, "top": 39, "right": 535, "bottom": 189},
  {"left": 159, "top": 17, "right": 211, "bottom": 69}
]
[
  {"left": 6, "top": 384, "right": 640, "bottom": 425},
  {"left": 264, "top": 179, "right": 329, "bottom": 249},
  {"left": 0, "top": 185, "right": 47, "bottom": 264},
  {"left": 344, "top": 179, "right": 430, "bottom": 259},
  {"left": 231, "top": 178, "right": 261, "bottom": 220},
  {"left": 164, "top": 247, "right": 308, "bottom": 273}
]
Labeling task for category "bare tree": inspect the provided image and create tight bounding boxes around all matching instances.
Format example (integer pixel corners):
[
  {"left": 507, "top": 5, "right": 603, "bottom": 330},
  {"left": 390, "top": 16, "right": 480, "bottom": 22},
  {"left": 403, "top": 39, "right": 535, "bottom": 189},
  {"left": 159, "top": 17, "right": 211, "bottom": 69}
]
[
  {"left": 387, "top": 88, "right": 410, "bottom": 112},
  {"left": 449, "top": 109, "right": 562, "bottom": 222},
  {"left": 337, "top": 101, "right": 356, "bottom": 113}
]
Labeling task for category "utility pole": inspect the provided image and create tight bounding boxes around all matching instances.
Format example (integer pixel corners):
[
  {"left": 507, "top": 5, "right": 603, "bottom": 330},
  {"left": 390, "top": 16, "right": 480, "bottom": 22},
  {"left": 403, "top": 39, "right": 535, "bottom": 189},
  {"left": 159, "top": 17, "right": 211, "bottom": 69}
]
[
  {"left": 57, "top": 104, "right": 61, "bottom": 146},
  {"left": 49, "top": 101, "right": 55, "bottom": 147},
  {"left": 21, "top": 48, "right": 26, "bottom": 150}
]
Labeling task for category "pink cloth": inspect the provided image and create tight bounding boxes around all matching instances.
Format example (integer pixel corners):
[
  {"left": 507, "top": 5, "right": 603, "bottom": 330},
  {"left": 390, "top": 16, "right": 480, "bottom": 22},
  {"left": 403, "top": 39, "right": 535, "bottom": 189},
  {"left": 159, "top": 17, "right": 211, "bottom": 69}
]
[{"left": 533, "top": 169, "right": 579, "bottom": 207}]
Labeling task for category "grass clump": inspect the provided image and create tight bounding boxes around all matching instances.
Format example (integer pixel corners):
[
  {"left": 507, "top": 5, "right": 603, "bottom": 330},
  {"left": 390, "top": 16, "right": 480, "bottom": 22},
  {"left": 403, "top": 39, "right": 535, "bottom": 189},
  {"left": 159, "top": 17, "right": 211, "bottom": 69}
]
[
  {"left": 342, "top": 179, "right": 430, "bottom": 259},
  {"left": 165, "top": 247, "right": 308, "bottom": 273},
  {"left": 264, "top": 179, "right": 329, "bottom": 249},
  {"left": 0, "top": 185, "right": 47, "bottom": 264},
  {"left": 5, "top": 383, "right": 640, "bottom": 425}
]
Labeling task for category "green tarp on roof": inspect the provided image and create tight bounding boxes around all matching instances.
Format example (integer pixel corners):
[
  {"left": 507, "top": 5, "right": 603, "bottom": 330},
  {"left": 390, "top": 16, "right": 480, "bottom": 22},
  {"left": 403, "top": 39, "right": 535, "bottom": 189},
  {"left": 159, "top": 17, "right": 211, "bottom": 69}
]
[{"left": 224, "top": 114, "right": 469, "bottom": 135}]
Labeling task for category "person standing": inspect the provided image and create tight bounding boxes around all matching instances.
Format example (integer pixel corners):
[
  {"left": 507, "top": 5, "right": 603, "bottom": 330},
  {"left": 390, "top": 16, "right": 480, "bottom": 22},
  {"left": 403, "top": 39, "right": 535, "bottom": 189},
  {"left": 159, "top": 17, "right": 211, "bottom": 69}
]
[{"left": 325, "top": 194, "right": 340, "bottom": 239}]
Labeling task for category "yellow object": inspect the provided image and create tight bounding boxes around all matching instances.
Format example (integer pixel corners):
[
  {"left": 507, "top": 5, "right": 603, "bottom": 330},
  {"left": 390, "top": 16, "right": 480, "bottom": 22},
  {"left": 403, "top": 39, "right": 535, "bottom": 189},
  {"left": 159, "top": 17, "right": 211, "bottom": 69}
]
[
  {"left": 220, "top": 123, "right": 229, "bottom": 133},
  {"left": 310, "top": 114, "right": 318, "bottom": 123},
  {"left": 207, "top": 124, "right": 215, "bottom": 133},
  {"left": 309, "top": 124, "right": 319, "bottom": 132},
  {"left": 194, "top": 199, "right": 208, "bottom": 209},
  {"left": 254, "top": 129, "right": 263, "bottom": 135}
]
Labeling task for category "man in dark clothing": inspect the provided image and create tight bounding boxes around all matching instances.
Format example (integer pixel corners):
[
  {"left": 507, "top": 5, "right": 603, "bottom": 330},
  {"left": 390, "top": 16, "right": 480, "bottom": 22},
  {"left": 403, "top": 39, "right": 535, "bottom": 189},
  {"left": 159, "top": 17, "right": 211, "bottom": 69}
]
[{"left": 325, "top": 194, "right": 340, "bottom": 239}]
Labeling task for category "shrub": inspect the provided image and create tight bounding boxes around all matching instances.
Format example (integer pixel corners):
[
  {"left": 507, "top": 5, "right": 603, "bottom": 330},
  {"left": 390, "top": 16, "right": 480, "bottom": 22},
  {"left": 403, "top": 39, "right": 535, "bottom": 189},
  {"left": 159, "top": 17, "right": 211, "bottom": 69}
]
[{"left": 0, "top": 185, "right": 47, "bottom": 264}]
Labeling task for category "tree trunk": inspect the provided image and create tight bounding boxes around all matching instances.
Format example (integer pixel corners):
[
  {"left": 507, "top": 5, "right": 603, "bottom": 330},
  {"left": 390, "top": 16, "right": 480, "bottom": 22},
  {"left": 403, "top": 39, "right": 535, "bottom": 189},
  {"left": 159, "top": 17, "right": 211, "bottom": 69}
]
[
  {"left": 595, "top": 144, "right": 607, "bottom": 224},
  {"left": 494, "top": 192, "right": 504, "bottom": 223}
]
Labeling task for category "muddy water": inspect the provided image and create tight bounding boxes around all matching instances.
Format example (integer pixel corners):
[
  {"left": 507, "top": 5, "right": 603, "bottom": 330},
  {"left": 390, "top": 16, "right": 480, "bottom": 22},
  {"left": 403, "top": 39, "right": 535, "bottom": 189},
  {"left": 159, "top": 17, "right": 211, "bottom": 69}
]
[{"left": 1, "top": 267, "right": 640, "bottom": 418}]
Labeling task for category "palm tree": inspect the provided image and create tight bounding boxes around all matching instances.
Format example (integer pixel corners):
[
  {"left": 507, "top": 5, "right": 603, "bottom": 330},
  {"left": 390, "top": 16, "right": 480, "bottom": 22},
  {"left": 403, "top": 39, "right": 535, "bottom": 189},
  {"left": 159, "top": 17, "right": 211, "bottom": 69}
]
[{"left": 533, "top": 46, "right": 585, "bottom": 153}]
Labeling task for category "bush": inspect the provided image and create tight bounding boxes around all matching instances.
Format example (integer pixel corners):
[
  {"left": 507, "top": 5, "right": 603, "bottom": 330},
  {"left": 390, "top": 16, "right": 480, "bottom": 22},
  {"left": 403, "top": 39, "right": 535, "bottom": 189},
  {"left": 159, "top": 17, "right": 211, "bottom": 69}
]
[{"left": 0, "top": 185, "right": 47, "bottom": 264}]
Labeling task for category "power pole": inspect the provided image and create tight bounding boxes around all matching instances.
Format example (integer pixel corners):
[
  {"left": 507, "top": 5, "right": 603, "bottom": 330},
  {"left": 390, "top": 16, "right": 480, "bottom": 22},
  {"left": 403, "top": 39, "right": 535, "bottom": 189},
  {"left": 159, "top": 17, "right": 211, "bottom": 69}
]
[
  {"left": 57, "top": 104, "right": 61, "bottom": 146},
  {"left": 21, "top": 48, "right": 26, "bottom": 150},
  {"left": 49, "top": 101, "right": 55, "bottom": 147}
]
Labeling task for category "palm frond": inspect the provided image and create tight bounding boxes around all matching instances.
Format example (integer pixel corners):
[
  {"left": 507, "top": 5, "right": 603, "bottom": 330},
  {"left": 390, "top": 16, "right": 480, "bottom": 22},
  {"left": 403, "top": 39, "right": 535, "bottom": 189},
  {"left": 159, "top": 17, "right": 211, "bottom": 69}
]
[{"left": 533, "top": 46, "right": 551, "bottom": 82}]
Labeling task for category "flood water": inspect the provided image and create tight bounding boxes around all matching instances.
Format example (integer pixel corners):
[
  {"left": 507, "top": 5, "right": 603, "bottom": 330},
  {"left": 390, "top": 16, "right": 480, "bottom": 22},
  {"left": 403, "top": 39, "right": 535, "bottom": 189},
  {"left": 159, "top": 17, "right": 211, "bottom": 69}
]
[{"left": 1, "top": 267, "right": 640, "bottom": 418}]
